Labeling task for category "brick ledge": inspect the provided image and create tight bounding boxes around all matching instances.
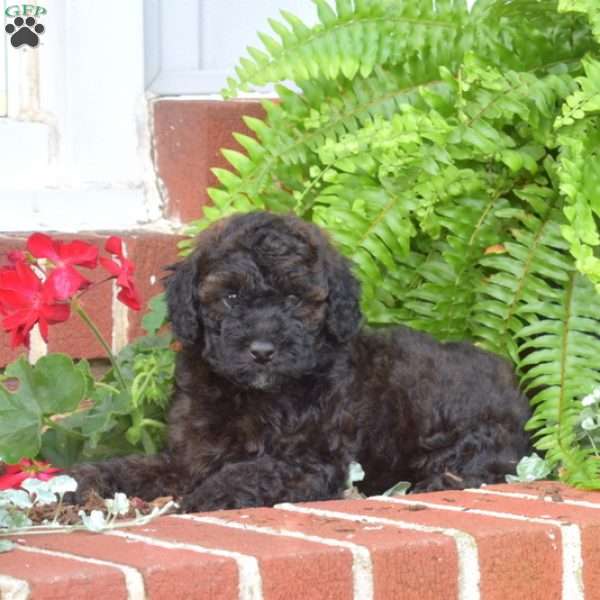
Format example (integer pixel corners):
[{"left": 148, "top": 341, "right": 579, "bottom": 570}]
[{"left": 1, "top": 481, "right": 599, "bottom": 599}]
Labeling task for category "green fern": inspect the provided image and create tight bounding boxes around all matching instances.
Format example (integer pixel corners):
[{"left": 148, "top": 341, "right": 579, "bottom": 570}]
[
  {"left": 186, "top": 0, "right": 600, "bottom": 488},
  {"left": 224, "top": 0, "right": 469, "bottom": 97},
  {"left": 473, "top": 180, "right": 571, "bottom": 360},
  {"left": 520, "top": 272, "right": 600, "bottom": 488},
  {"left": 556, "top": 58, "right": 600, "bottom": 292}
]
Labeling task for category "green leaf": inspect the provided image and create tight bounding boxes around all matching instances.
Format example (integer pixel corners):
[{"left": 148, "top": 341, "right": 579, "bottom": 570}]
[
  {"left": 142, "top": 293, "right": 169, "bottom": 335},
  {"left": 21, "top": 478, "right": 57, "bottom": 506},
  {"left": 6, "top": 354, "right": 86, "bottom": 415},
  {"left": 383, "top": 480, "right": 412, "bottom": 496},
  {"left": 0, "top": 489, "right": 32, "bottom": 510},
  {"left": 48, "top": 475, "right": 78, "bottom": 497},
  {"left": 0, "top": 355, "right": 87, "bottom": 462},
  {"left": 79, "top": 509, "right": 107, "bottom": 532},
  {"left": 105, "top": 492, "right": 130, "bottom": 516},
  {"left": 40, "top": 428, "right": 84, "bottom": 469},
  {"left": 505, "top": 453, "right": 552, "bottom": 482},
  {"left": 0, "top": 365, "right": 42, "bottom": 462}
]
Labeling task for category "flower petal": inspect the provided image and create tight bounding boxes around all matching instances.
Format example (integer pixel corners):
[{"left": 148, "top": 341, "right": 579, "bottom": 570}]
[
  {"left": 105, "top": 236, "right": 124, "bottom": 258},
  {"left": 7, "top": 250, "right": 26, "bottom": 264},
  {"left": 47, "top": 265, "right": 90, "bottom": 300},
  {"left": 99, "top": 256, "right": 120, "bottom": 277},
  {"left": 0, "top": 471, "right": 28, "bottom": 490},
  {"left": 40, "top": 302, "right": 70, "bottom": 324},
  {"left": 58, "top": 240, "right": 99, "bottom": 269},
  {"left": 27, "top": 233, "right": 60, "bottom": 262},
  {"left": 117, "top": 286, "right": 141, "bottom": 311}
]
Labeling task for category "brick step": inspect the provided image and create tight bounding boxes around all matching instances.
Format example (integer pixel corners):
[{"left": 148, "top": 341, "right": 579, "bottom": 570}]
[{"left": 1, "top": 481, "right": 599, "bottom": 599}]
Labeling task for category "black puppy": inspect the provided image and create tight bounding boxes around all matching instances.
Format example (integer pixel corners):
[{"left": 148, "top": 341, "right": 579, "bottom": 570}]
[{"left": 68, "top": 211, "right": 530, "bottom": 511}]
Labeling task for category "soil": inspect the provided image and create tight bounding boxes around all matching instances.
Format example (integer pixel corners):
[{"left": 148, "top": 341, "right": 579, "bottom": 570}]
[{"left": 27, "top": 492, "right": 176, "bottom": 526}]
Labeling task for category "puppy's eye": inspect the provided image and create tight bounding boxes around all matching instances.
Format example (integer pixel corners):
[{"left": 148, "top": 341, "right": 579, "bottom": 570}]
[{"left": 222, "top": 293, "right": 238, "bottom": 309}]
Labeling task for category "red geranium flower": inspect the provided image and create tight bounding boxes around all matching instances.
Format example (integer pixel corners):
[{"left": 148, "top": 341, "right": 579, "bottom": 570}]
[
  {"left": 0, "top": 261, "right": 70, "bottom": 348},
  {"left": 0, "top": 459, "right": 61, "bottom": 490},
  {"left": 27, "top": 233, "right": 98, "bottom": 300},
  {"left": 99, "top": 236, "right": 141, "bottom": 311},
  {"left": 6, "top": 250, "right": 26, "bottom": 264}
]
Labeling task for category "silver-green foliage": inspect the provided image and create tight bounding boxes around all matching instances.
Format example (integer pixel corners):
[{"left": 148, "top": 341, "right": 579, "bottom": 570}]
[
  {"left": 0, "top": 476, "right": 176, "bottom": 552},
  {"left": 186, "top": 0, "right": 600, "bottom": 488}
]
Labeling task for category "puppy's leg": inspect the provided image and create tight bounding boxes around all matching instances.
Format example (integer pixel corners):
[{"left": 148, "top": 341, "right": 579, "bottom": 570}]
[
  {"left": 411, "top": 422, "right": 529, "bottom": 493},
  {"left": 66, "top": 452, "right": 183, "bottom": 503},
  {"left": 180, "top": 456, "right": 348, "bottom": 513}
]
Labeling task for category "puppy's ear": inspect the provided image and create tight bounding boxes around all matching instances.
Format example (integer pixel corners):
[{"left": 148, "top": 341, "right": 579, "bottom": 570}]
[
  {"left": 164, "top": 255, "right": 203, "bottom": 347},
  {"left": 324, "top": 248, "right": 362, "bottom": 343}
]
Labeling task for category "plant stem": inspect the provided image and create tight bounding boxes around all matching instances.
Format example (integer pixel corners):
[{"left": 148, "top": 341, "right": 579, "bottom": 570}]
[
  {"left": 0, "top": 500, "right": 178, "bottom": 537},
  {"left": 140, "top": 418, "right": 167, "bottom": 430},
  {"left": 298, "top": 164, "right": 333, "bottom": 217},
  {"left": 586, "top": 432, "right": 600, "bottom": 457},
  {"left": 72, "top": 300, "right": 127, "bottom": 391},
  {"left": 94, "top": 381, "right": 121, "bottom": 394}
]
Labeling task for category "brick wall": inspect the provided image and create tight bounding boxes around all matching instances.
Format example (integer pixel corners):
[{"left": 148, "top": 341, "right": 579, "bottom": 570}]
[{"left": 2, "top": 481, "right": 600, "bottom": 599}]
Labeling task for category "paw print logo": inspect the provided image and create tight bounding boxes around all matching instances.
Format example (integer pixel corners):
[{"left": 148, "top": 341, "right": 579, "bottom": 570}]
[{"left": 5, "top": 16, "right": 45, "bottom": 48}]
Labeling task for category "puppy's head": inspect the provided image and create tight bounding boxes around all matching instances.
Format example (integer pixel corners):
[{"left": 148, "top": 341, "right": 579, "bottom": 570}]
[{"left": 165, "top": 211, "right": 362, "bottom": 390}]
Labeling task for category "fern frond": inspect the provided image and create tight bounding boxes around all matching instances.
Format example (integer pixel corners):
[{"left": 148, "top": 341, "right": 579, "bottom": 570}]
[
  {"left": 312, "top": 172, "right": 418, "bottom": 321},
  {"left": 225, "top": 0, "right": 469, "bottom": 97},
  {"left": 556, "top": 57, "right": 600, "bottom": 292},
  {"left": 519, "top": 272, "right": 600, "bottom": 488},
  {"left": 558, "top": 0, "right": 600, "bottom": 41},
  {"left": 472, "top": 0, "right": 595, "bottom": 71},
  {"left": 400, "top": 188, "right": 507, "bottom": 340},
  {"left": 473, "top": 184, "right": 571, "bottom": 362}
]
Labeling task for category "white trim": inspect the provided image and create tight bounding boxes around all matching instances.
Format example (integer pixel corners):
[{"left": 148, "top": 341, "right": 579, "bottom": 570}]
[
  {"left": 0, "top": 2, "right": 7, "bottom": 117},
  {"left": 0, "top": 1, "right": 163, "bottom": 232},
  {"left": 144, "top": 0, "right": 318, "bottom": 96},
  {"left": 148, "top": 70, "right": 274, "bottom": 96},
  {"left": 0, "top": 189, "right": 153, "bottom": 232}
]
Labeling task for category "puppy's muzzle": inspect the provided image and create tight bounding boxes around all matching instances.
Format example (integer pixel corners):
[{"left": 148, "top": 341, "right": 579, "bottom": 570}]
[{"left": 249, "top": 340, "right": 276, "bottom": 364}]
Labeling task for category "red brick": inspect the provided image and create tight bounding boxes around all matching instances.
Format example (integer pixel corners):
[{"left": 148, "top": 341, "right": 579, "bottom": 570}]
[
  {"left": 121, "top": 231, "right": 184, "bottom": 341},
  {"left": 20, "top": 530, "right": 238, "bottom": 600},
  {"left": 484, "top": 480, "right": 600, "bottom": 503},
  {"left": 2, "top": 484, "right": 600, "bottom": 599},
  {"left": 153, "top": 99, "right": 267, "bottom": 223},
  {"left": 318, "top": 497, "right": 561, "bottom": 600},
  {"left": 0, "top": 544, "right": 126, "bottom": 599},
  {"left": 426, "top": 487, "right": 600, "bottom": 598},
  {"left": 188, "top": 506, "right": 458, "bottom": 600},
  {"left": 137, "top": 515, "right": 353, "bottom": 600}
]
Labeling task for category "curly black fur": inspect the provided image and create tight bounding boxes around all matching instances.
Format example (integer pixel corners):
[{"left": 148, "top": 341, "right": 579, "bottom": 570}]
[{"left": 68, "top": 211, "right": 531, "bottom": 511}]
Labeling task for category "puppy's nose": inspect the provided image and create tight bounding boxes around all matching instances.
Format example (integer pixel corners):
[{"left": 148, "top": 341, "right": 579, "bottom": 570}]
[{"left": 249, "top": 340, "right": 275, "bottom": 364}]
